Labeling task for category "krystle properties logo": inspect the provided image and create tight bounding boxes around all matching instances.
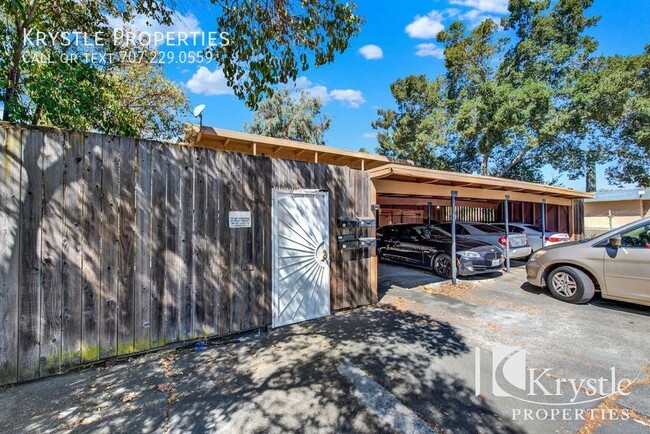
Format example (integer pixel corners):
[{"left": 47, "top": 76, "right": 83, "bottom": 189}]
[{"left": 476, "top": 346, "right": 638, "bottom": 406}]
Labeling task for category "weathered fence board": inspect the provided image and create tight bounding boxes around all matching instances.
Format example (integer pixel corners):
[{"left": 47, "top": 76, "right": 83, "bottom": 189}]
[
  {"left": 163, "top": 145, "right": 181, "bottom": 345},
  {"left": 17, "top": 129, "right": 44, "bottom": 381},
  {"left": 40, "top": 131, "right": 65, "bottom": 375},
  {"left": 178, "top": 146, "right": 194, "bottom": 340},
  {"left": 203, "top": 152, "right": 220, "bottom": 336},
  {"left": 61, "top": 131, "right": 84, "bottom": 367},
  {"left": 118, "top": 137, "right": 137, "bottom": 355},
  {"left": 192, "top": 148, "right": 208, "bottom": 337},
  {"left": 0, "top": 124, "right": 375, "bottom": 385},
  {"left": 215, "top": 152, "right": 231, "bottom": 336},
  {"left": 99, "top": 135, "right": 120, "bottom": 359},
  {"left": 229, "top": 154, "right": 244, "bottom": 334},
  {"left": 241, "top": 155, "right": 257, "bottom": 332},
  {"left": 0, "top": 126, "right": 21, "bottom": 384},
  {"left": 150, "top": 143, "right": 167, "bottom": 348},
  {"left": 81, "top": 133, "right": 103, "bottom": 362},
  {"left": 134, "top": 140, "right": 152, "bottom": 351}
]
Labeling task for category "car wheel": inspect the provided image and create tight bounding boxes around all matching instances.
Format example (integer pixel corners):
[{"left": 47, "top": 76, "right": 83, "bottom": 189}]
[
  {"left": 433, "top": 253, "right": 452, "bottom": 279},
  {"left": 546, "top": 266, "right": 595, "bottom": 304}
]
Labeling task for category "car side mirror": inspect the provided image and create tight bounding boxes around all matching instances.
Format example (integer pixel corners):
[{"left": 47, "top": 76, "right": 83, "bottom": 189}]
[{"left": 607, "top": 236, "right": 622, "bottom": 249}]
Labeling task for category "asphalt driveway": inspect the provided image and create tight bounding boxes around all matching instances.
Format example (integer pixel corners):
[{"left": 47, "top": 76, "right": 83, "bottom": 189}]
[{"left": 0, "top": 264, "right": 648, "bottom": 433}]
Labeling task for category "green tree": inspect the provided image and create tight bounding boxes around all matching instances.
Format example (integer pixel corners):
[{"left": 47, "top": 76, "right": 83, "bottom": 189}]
[
  {"left": 2, "top": 0, "right": 363, "bottom": 133},
  {"left": 0, "top": 0, "right": 174, "bottom": 121},
  {"left": 372, "top": 75, "right": 468, "bottom": 170},
  {"left": 211, "top": 0, "right": 363, "bottom": 108},
  {"left": 21, "top": 51, "right": 189, "bottom": 140},
  {"left": 245, "top": 87, "right": 331, "bottom": 145},
  {"left": 374, "top": 0, "right": 649, "bottom": 188},
  {"left": 550, "top": 48, "right": 650, "bottom": 190}
]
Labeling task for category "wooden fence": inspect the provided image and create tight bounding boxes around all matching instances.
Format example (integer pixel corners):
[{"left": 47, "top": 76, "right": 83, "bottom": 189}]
[{"left": 0, "top": 123, "right": 374, "bottom": 385}]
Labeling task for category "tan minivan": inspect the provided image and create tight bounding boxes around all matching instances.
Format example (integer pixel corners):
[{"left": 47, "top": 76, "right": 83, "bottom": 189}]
[{"left": 526, "top": 217, "right": 650, "bottom": 306}]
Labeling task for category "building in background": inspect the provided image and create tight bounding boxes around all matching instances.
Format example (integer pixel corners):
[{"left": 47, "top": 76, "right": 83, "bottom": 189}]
[{"left": 584, "top": 188, "right": 650, "bottom": 236}]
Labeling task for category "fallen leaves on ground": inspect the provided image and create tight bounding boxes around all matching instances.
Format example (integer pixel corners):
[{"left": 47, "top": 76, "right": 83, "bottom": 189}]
[
  {"left": 422, "top": 282, "right": 477, "bottom": 299},
  {"left": 157, "top": 383, "right": 172, "bottom": 393},
  {"left": 122, "top": 392, "right": 138, "bottom": 403}
]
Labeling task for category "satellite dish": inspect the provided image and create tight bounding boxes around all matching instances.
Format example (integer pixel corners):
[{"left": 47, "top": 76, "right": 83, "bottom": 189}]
[{"left": 193, "top": 104, "right": 206, "bottom": 118}]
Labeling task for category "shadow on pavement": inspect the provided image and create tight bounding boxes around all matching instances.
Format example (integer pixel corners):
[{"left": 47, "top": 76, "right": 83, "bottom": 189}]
[
  {"left": 0, "top": 304, "right": 526, "bottom": 434},
  {"left": 308, "top": 305, "right": 525, "bottom": 434}
]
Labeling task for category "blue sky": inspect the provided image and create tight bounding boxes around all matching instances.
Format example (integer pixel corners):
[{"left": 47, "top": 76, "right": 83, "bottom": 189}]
[{"left": 159, "top": 0, "right": 650, "bottom": 191}]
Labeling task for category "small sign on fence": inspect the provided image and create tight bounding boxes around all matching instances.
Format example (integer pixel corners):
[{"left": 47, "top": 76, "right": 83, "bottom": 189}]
[{"left": 229, "top": 211, "right": 251, "bottom": 228}]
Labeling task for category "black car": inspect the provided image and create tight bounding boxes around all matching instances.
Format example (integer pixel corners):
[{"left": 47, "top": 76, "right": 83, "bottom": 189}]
[{"left": 377, "top": 224, "right": 504, "bottom": 278}]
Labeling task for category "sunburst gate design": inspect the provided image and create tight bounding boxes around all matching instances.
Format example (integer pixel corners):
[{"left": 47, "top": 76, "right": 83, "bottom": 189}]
[{"left": 272, "top": 190, "right": 330, "bottom": 327}]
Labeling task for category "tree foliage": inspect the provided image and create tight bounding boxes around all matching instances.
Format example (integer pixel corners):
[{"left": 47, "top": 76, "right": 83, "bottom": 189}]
[
  {"left": 0, "top": 0, "right": 189, "bottom": 139},
  {"left": 211, "top": 0, "right": 363, "bottom": 109},
  {"left": 245, "top": 87, "right": 331, "bottom": 145},
  {"left": 372, "top": 75, "right": 476, "bottom": 172},
  {"left": 373, "top": 0, "right": 649, "bottom": 188},
  {"left": 1, "top": 0, "right": 362, "bottom": 137}
]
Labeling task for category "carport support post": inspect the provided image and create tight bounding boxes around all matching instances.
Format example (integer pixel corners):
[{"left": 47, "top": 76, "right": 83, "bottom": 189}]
[
  {"left": 541, "top": 199, "right": 547, "bottom": 247},
  {"left": 427, "top": 201, "right": 432, "bottom": 225},
  {"left": 505, "top": 195, "right": 511, "bottom": 273},
  {"left": 451, "top": 191, "right": 458, "bottom": 285}
]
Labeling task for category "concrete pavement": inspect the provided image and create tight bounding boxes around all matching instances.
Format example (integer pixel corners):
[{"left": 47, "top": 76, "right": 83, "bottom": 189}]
[{"left": 0, "top": 263, "right": 648, "bottom": 433}]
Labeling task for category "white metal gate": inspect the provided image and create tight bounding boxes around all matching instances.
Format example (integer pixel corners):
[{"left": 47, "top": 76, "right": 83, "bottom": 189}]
[{"left": 272, "top": 189, "right": 330, "bottom": 327}]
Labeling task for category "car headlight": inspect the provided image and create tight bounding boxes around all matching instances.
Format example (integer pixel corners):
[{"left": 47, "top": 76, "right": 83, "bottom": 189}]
[
  {"left": 530, "top": 250, "right": 547, "bottom": 261},
  {"left": 458, "top": 250, "right": 481, "bottom": 258}
]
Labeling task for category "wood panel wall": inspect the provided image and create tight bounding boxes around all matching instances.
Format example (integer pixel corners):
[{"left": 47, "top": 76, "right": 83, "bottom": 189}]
[{"left": 0, "top": 124, "right": 374, "bottom": 385}]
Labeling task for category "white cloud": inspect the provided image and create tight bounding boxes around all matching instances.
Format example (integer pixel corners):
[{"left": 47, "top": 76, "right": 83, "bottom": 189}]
[
  {"left": 186, "top": 67, "right": 233, "bottom": 96},
  {"left": 405, "top": 10, "right": 445, "bottom": 39},
  {"left": 330, "top": 89, "right": 366, "bottom": 108},
  {"left": 293, "top": 76, "right": 331, "bottom": 103},
  {"left": 362, "top": 132, "right": 377, "bottom": 139},
  {"left": 359, "top": 44, "right": 383, "bottom": 60},
  {"left": 293, "top": 76, "right": 313, "bottom": 89},
  {"left": 450, "top": 0, "right": 508, "bottom": 14},
  {"left": 460, "top": 9, "right": 501, "bottom": 27},
  {"left": 415, "top": 43, "right": 445, "bottom": 59},
  {"left": 305, "top": 85, "right": 330, "bottom": 102},
  {"left": 109, "top": 10, "right": 203, "bottom": 48},
  {"left": 293, "top": 76, "right": 365, "bottom": 108}
]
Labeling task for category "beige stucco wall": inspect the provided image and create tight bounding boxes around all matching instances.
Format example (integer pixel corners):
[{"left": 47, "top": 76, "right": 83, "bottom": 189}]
[{"left": 584, "top": 199, "right": 649, "bottom": 236}]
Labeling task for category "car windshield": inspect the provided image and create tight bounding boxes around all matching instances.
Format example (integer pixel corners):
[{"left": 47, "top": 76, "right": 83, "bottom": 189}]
[
  {"left": 524, "top": 225, "right": 544, "bottom": 232},
  {"left": 592, "top": 220, "right": 650, "bottom": 243},
  {"left": 409, "top": 225, "right": 450, "bottom": 239},
  {"left": 468, "top": 223, "right": 503, "bottom": 233},
  {"left": 427, "top": 226, "right": 451, "bottom": 238}
]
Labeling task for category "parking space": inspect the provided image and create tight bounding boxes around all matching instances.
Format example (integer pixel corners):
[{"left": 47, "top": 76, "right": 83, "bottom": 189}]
[{"left": 377, "top": 262, "right": 650, "bottom": 432}]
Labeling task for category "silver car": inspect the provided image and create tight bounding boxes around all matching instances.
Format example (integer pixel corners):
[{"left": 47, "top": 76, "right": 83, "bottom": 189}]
[
  {"left": 492, "top": 223, "right": 570, "bottom": 252},
  {"left": 434, "top": 222, "right": 532, "bottom": 260},
  {"left": 526, "top": 217, "right": 650, "bottom": 306}
]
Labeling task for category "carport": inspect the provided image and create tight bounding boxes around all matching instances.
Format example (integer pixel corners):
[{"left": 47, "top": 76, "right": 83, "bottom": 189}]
[
  {"left": 193, "top": 127, "right": 594, "bottom": 285},
  {"left": 368, "top": 164, "right": 593, "bottom": 282}
]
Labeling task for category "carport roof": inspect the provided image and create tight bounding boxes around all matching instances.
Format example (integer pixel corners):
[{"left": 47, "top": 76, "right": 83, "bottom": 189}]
[
  {"left": 190, "top": 125, "right": 592, "bottom": 202},
  {"left": 369, "top": 164, "right": 593, "bottom": 201},
  {"left": 191, "top": 125, "right": 392, "bottom": 170}
]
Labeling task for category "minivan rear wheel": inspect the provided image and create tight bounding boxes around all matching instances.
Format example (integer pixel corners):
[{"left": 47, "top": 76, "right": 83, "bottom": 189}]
[{"left": 546, "top": 266, "right": 595, "bottom": 304}]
